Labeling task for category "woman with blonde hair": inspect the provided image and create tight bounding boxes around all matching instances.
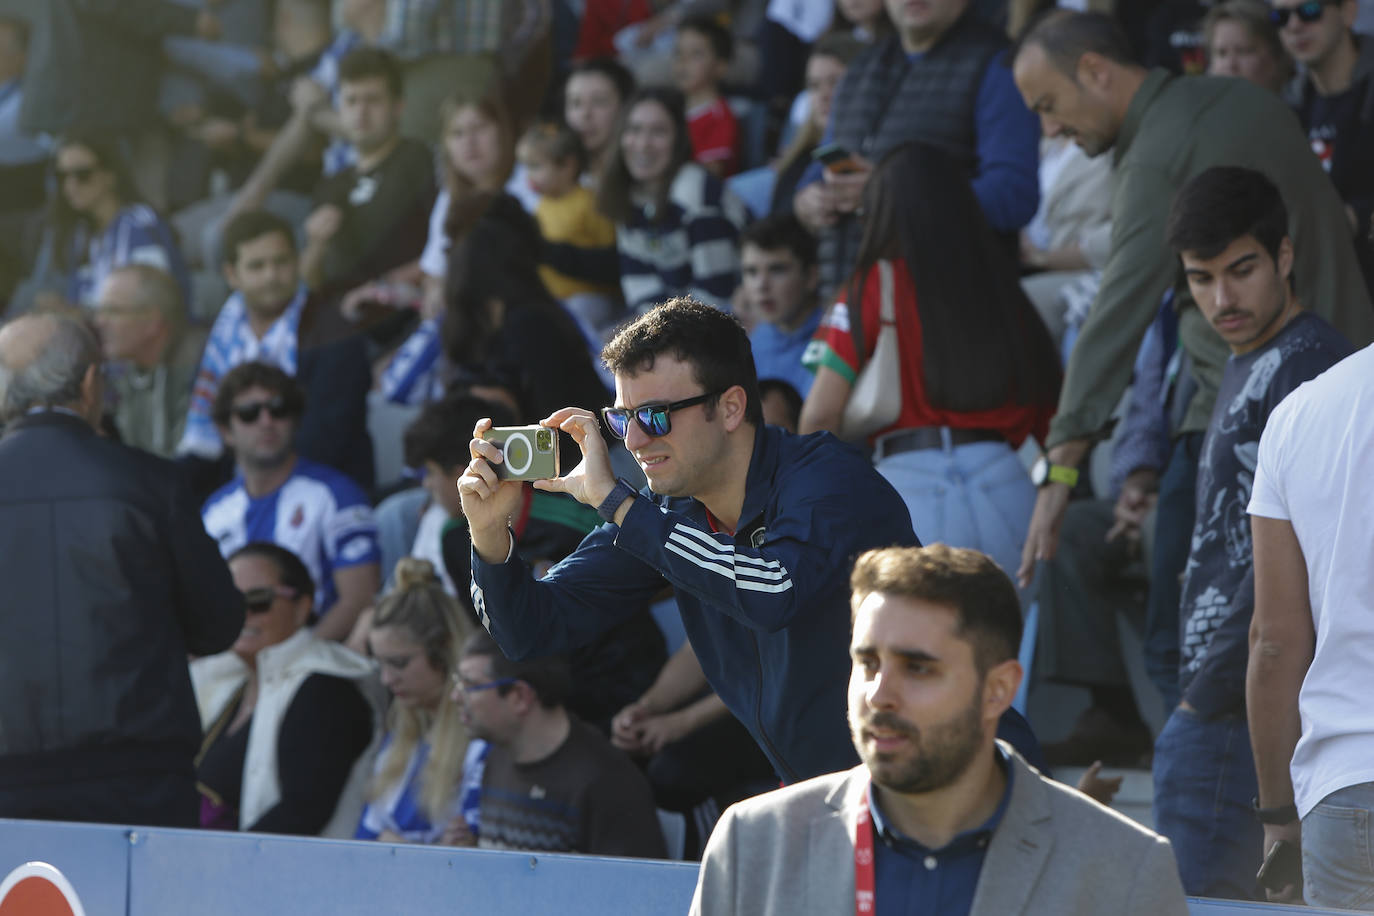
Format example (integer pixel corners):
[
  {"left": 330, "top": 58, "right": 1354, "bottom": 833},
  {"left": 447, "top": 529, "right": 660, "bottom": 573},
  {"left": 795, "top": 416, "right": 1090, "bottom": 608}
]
[{"left": 355, "top": 558, "right": 485, "bottom": 844}]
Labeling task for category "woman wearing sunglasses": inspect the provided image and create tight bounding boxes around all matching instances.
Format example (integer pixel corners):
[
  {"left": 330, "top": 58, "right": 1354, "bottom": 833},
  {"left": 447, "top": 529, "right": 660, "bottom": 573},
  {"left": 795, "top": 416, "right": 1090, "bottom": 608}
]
[
  {"left": 800, "top": 143, "right": 1061, "bottom": 584},
  {"left": 355, "top": 559, "right": 488, "bottom": 846},
  {"left": 191, "top": 542, "right": 385, "bottom": 836},
  {"left": 27, "top": 133, "right": 191, "bottom": 310}
]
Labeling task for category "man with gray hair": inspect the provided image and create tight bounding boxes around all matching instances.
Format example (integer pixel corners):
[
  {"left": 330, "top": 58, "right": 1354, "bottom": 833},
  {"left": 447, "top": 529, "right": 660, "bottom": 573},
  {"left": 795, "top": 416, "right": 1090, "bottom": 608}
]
[
  {"left": 94, "top": 264, "right": 208, "bottom": 457},
  {"left": 0, "top": 312, "right": 242, "bottom": 828}
]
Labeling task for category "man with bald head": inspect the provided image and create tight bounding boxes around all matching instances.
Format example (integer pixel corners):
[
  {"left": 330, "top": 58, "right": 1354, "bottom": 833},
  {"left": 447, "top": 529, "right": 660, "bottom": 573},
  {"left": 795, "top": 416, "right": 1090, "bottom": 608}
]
[
  {"left": 0, "top": 312, "right": 241, "bottom": 827},
  {"left": 1009, "top": 10, "right": 1374, "bottom": 704},
  {"left": 95, "top": 264, "right": 208, "bottom": 457}
]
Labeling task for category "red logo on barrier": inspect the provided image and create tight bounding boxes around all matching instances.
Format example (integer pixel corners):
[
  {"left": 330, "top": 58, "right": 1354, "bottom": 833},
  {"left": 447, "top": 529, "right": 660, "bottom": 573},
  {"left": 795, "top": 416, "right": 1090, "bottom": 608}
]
[{"left": 0, "top": 862, "right": 86, "bottom": 916}]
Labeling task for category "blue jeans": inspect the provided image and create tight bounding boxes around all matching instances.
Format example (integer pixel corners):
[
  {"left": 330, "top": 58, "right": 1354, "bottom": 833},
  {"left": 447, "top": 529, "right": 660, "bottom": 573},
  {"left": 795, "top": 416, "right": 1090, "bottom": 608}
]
[
  {"left": 1147, "top": 431, "right": 1201, "bottom": 709},
  {"left": 875, "top": 437, "right": 1034, "bottom": 585},
  {"left": 1303, "top": 781, "right": 1374, "bottom": 910},
  {"left": 1152, "top": 706, "right": 1262, "bottom": 899}
]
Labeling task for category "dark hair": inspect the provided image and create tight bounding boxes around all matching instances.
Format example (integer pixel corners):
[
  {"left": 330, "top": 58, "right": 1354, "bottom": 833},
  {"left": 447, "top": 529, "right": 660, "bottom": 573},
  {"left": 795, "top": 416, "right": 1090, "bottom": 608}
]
[
  {"left": 438, "top": 87, "right": 517, "bottom": 199},
  {"left": 851, "top": 545, "right": 1022, "bottom": 674},
  {"left": 461, "top": 630, "right": 571, "bottom": 709},
  {"left": 220, "top": 209, "right": 296, "bottom": 267},
  {"left": 741, "top": 213, "right": 817, "bottom": 268},
  {"left": 211, "top": 361, "right": 306, "bottom": 427},
  {"left": 597, "top": 87, "right": 695, "bottom": 224},
  {"left": 758, "top": 378, "right": 803, "bottom": 429},
  {"left": 228, "top": 541, "right": 316, "bottom": 603},
  {"left": 338, "top": 46, "right": 403, "bottom": 98},
  {"left": 851, "top": 143, "right": 1060, "bottom": 414},
  {"left": 1167, "top": 166, "right": 1289, "bottom": 264},
  {"left": 601, "top": 297, "right": 762, "bottom": 426},
  {"left": 50, "top": 132, "right": 145, "bottom": 275},
  {"left": 1017, "top": 10, "right": 1138, "bottom": 76},
  {"left": 441, "top": 191, "right": 564, "bottom": 366},
  {"left": 564, "top": 57, "right": 636, "bottom": 108},
  {"left": 404, "top": 391, "right": 518, "bottom": 470},
  {"left": 678, "top": 14, "right": 733, "bottom": 62},
  {"left": 517, "top": 120, "right": 588, "bottom": 173}
]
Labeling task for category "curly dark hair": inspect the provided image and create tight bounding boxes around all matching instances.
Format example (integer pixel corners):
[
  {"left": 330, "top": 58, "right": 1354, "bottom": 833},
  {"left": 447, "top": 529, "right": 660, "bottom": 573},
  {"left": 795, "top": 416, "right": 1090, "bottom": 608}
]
[
  {"left": 211, "top": 361, "right": 305, "bottom": 427},
  {"left": 600, "top": 297, "right": 761, "bottom": 426}
]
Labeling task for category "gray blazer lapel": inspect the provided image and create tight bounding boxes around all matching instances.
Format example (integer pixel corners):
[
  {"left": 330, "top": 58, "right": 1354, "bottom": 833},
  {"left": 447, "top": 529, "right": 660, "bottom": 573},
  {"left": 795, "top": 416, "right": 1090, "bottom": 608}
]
[
  {"left": 806, "top": 767, "right": 869, "bottom": 911},
  {"left": 969, "top": 749, "right": 1054, "bottom": 916}
]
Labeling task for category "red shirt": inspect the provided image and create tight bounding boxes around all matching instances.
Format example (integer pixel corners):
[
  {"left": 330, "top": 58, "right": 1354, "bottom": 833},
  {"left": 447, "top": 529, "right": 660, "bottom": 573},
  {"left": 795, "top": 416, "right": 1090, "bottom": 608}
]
[
  {"left": 687, "top": 98, "right": 740, "bottom": 177},
  {"left": 806, "top": 259, "right": 1054, "bottom": 446}
]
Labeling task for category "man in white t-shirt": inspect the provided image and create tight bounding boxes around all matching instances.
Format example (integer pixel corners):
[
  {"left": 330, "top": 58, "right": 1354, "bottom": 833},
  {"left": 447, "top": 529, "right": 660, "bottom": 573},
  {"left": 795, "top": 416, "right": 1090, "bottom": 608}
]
[{"left": 1247, "top": 342, "right": 1374, "bottom": 909}]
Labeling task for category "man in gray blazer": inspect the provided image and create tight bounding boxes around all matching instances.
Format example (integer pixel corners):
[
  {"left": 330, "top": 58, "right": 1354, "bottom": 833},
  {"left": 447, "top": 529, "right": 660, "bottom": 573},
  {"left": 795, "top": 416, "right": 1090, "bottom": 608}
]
[{"left": 692, "top": 544, "right": 1187, "bottom": 916}]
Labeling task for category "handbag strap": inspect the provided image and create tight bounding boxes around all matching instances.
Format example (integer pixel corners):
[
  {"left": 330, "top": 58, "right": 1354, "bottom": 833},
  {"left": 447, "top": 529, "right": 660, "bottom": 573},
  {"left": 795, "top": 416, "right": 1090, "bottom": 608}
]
[{"left": 848, "top": 259, "right": 897, "bottom": 374}]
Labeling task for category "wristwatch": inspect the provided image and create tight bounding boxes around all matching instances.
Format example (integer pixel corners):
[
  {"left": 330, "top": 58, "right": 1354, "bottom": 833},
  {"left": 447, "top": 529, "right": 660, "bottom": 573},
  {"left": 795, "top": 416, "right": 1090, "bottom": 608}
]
[
  {"left": 597, "top": 478, "right": 638, "bottom": 524},
  {"left": 1031, "top": 455, "right": 1079, "bottom": 489},
  {"left": 1252, "top": 797, "right": 1299, "bottom": 825}
]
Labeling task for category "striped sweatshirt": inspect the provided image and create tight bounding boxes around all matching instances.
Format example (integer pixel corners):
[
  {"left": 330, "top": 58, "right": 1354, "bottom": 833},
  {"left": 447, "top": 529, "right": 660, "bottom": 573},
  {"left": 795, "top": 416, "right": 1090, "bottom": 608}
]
[{"left": 615, "top": 162, "right": 747, "bottom": 313}]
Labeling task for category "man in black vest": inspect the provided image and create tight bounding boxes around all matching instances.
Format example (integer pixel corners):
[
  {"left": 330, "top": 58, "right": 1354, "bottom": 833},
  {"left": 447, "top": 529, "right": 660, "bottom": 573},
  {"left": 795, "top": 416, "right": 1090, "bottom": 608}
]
[{"left": 792, "top": 0, "right": 1041, "bottom": 296}]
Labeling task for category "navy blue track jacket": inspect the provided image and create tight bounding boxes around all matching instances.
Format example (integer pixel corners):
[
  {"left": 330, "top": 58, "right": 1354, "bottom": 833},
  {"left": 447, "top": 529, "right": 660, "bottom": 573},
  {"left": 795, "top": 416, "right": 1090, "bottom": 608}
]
[{"left": 471, "top": 424, "right": 918, "bottom": 783}]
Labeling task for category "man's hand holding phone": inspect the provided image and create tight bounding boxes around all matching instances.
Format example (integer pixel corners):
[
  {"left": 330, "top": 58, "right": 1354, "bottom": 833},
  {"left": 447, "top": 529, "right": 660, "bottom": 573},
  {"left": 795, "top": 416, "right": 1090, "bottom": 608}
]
[
  {"left": 1258, "top": 824, "right": 1304, "bottom": 902},
  {"left": 815, "top": 144, "right": 873, "bottom": 214},
  {"left": 459, "top": 418, "right": 531, "bottom": 563},
  {"left": 532, "top": 407, "right": 619, "bottom": 510}
]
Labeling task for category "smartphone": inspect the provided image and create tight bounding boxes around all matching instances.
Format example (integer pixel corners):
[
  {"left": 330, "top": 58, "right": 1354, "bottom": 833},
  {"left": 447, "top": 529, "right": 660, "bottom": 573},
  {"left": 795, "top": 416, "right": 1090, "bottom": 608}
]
[
  {"left": 483, "top": 425, "right": 561, "bottom": 481},
  {"left": 1256, "top": 839, "right": 1303, "bottom": 894},
  {"left": 812, "top": 142, "right": 864, "bottom": 174}
]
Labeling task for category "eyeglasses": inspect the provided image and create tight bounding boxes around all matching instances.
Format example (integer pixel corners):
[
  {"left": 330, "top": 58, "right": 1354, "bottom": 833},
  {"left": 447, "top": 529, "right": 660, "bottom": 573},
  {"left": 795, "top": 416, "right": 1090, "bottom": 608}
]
[
  {"left": 600, "top": 391, "right": 721, "bottom": 440},
  {"left": 242, "top": 585, "right": 299, "bottom": 614},
  {"left": 450, "top": 672, "right": 519, "bottom": 694},
  {"left": 56, "top": 165, "right": 98, "bottom": 185},
  {"left": 1269, "top": 0, "right": 1336, "bottom": 27},
  {"left": 231, "top": 396, "right": 292, "bottom": 424}
]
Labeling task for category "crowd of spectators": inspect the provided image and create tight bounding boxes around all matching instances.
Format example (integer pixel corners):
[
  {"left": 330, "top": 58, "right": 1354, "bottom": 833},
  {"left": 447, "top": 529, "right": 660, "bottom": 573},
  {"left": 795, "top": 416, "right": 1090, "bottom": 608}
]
[{"left": 4, "top": 0, "right": 1374, "bottom": 909}]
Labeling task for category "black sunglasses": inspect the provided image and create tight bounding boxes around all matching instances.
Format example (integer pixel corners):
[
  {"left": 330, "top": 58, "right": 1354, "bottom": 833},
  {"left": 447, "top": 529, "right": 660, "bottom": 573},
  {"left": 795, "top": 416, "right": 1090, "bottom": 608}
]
[
  {"left": 1269, "top": 0, "right": 1336, "bottom": 26},
  {"left": 601, "top": 391, "right": 721, "bottom": 440},
  {"left": 232, "top": 396, "right": 292, "bottom": 424},
  {"left": 56, "top": 165, "right": 98, "bottom": 184},
  {"left": 242, "top": 585, "right": 298, "bottom": 614}
]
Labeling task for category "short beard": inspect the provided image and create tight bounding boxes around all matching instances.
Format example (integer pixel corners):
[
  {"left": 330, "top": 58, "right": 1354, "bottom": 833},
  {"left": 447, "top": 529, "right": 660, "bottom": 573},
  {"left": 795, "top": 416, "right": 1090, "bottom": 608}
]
[{"left": 853, "top": 685, "right": 986, "bottom": 795}]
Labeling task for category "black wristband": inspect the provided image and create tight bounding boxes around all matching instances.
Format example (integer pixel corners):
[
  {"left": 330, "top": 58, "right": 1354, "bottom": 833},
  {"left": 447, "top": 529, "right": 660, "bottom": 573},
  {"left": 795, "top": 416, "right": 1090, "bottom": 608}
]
[
  {"left": 597, "top": 478, "right": 638, "bottom": 524},
  {"left": 1252, "top": 797, "right": 1299, "bottom": 825}
]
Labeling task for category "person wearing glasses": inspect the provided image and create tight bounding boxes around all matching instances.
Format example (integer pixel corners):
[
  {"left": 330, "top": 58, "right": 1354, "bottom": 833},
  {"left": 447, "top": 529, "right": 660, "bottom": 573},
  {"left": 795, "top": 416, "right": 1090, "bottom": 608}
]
[
  {"left": 192, "top": 541, "right": 383, "bottom": 836},
  {"left": 452, "top": 630, "right": 666, "bottom": 858},
  {"left": 25, "top": 132, "right": 190, "bottom": 311},
  {"left": 178, "top": 209, "right": 376, "bottom": 496},
  {"left": 355, "top": 558, "right": 488, "bottom": 846},
  {"left": 459, "top": 296, "right": 919, "bottom": 786},
  {"left": 1271, "top": 0, "right": 1374, "bottom": 281},
  {"left": 201, "top": 361, "right": 381, "bottom": 643},
  {"left": 93, "top": 264, "right": 207, "bottom": 458}
]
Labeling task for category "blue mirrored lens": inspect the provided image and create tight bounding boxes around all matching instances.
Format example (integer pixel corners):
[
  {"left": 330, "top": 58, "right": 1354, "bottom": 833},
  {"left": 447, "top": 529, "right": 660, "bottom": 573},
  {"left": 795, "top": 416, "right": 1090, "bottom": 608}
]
[
  {"left": 605, "top": 410, "right": 631, "bottom": 438},
  {"left": 642, "top": 406, "right": 671, "bottom": 436}
]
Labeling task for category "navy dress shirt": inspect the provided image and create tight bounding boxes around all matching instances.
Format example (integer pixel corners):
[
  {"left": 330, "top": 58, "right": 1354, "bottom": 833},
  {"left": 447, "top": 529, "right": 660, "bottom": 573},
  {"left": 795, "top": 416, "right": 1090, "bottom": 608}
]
[{"left": 867, "top": 750, "right": 1013, "bottom": 916}]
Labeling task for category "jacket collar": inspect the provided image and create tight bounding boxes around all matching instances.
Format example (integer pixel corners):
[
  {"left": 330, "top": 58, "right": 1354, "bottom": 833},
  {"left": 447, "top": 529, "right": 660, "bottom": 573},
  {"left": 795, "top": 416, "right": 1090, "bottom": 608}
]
[
  {"left": 3, "top": 408, "right": 94, "bottom": 439},
  {"left": 736, "top": 423, "right": 783, "bottom": 533},
  {"left": 1114, "top": 68, "right": 1172, "bottom": 168}
]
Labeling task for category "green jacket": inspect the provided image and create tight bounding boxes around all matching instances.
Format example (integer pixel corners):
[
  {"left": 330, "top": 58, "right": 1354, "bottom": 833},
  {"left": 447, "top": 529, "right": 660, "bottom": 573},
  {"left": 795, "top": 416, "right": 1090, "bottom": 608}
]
[{"left": 1048, "top": 69, "right": 1374, "bottom": 447}]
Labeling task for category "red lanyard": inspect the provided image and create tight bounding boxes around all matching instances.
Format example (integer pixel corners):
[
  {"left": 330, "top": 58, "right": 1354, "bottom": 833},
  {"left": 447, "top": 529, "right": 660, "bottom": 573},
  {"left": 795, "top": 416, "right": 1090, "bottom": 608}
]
[{"left": 855, "top": 787, "right": 876, "bottom": 915}]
